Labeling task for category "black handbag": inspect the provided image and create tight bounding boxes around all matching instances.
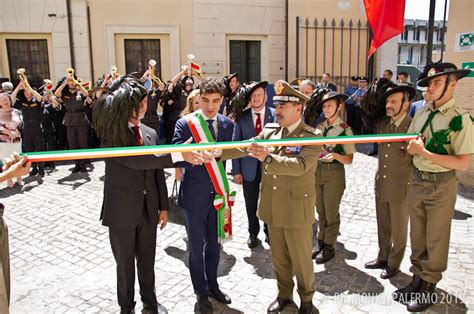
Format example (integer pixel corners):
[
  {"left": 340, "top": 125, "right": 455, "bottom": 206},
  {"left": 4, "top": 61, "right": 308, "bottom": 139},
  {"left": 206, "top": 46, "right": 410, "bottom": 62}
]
[{"left": 168, "top": 180, "right": 185, "bottom": 225}]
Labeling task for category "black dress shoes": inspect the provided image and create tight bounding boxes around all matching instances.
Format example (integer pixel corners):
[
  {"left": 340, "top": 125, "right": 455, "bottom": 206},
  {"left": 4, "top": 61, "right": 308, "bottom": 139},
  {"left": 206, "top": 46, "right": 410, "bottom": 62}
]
[
  {"left": 406, "top": 279, "right": 437, "bottom": 312},
  {"left": 196, "top": 295, "right": 212, "bottom": 313},
  {"left": 364, "top": 259, "right": 387, "bottom": 269},
  {"left": 315, "top": 244, "right": 335, "bottom": 264},
  {"left": 208, "top": 288, "right": 231, "bottom": 304},
  {"left": 29, "top": 168, "right": 38, "bottom": 176},
  {"left": 247, "top": 234, "right": 258, "bottom": 248},
  {"left": 267, "top": 297, "right": 293, "bottom": 313},
  {"left": 299, "top": 301, "right": 319, "bottom": 314},
  {"left": 392, "top": 275, "right": 422, "bottom": 303},
  {"left": 311, "top": 240, "right": 324, "bottom": 259},
  {"left": 380, "top": 266, "right": 399, "bottom": 279}
]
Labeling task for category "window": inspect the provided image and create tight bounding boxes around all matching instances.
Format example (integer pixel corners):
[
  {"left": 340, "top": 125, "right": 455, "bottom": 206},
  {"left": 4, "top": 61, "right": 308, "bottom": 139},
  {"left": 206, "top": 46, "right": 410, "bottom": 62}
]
[
  {"left": 416, "top": 29, "right": 421, "bottom": 41},
  {"left": 6, "top": 39, "right": 50, "bottom": 88},
  {"left": 124, "top": 39, "right": 161, "bottom": 78},
  {"left": 401, "top": 28, "right": 409, "bottom": 41}
]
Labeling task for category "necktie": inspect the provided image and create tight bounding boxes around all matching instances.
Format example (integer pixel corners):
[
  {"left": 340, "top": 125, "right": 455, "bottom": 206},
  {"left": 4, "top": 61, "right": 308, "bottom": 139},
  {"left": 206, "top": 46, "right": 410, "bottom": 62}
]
[
  {"left": 323, "top": 126, "right": 333, "bottom": 137},
  {"left": 131, "top": 125, "right": 144, "bottom": 146},
  {"left": 207, "top": 119, "right": 216, "bottom": 141},
  {"left": 281, "top": 127, "right": 289, "bottom": 138},
  {"left": 420, "top": 110, "right": 439, "bottom": 135},
  {"left": 255, "top": 113, "right": 262, "bottom": 135}
]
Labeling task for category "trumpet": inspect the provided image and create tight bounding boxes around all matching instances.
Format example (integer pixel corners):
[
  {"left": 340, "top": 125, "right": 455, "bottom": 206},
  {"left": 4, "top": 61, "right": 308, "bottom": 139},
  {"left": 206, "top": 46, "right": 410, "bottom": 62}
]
[
  {"left": 110, "top": 65, "right": 120, "bottom": 80},
  {"left": 66, "top": 67, "right": 82, "bottom": 87},
  {"left": 148, "top": 59, "right": 164, "bottom": 96},
  {"left": 17, "top": 68, "right": 33, "bottom": 92}
]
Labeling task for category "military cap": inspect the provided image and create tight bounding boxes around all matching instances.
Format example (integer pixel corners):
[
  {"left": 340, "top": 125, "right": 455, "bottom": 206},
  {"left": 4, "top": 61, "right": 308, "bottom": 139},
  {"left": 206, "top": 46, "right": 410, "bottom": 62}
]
[
  {"left": 378, "top": 84, "right": 416, "bottom": 106},
  {"left": 273, "top": 80, "right": 310, "bottom": 104},
  {"left": 245, "top": 80, "right": 268, "bottom": 102},
  {"left": 417, "top": 62, "right": 471, "bottom": 87},
  {"left": 359, "top": 76, "right": 369, "bottom": 82},
  {"left": 315, "top": 91, "right": 349, "bottom": 112},
  {"left": 290, "top": 76, "right": 306, "bottom": 89}
]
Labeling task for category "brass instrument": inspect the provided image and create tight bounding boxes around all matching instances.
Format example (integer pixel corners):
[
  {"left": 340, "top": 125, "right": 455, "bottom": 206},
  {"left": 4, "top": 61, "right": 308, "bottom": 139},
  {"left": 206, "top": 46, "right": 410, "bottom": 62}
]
[
  {"left": 17, "top": 68, "right": 33, "bottom": 92},
  {"left": 148, "top": 59, "right": 164, "bottom": 96},
  {"left": 66, "top": 67, "right": 82, "bottom": 87},
  {"left": 187, "top": 53, "right": 195, "bottom": 78},
  {"left": 110, "top": 65, "right": 120, "bottom": 80}
]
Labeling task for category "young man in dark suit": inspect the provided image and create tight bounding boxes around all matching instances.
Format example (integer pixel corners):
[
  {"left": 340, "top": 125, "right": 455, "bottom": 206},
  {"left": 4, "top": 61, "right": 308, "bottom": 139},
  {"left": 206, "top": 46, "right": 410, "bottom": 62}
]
[
  {"left": 172, "top": 78, "right": 234, "bottom": 313},
  {"left": 94, "top": 77, "right": 207, "bottom": 314},
  {"left": 231, "top": 81, "right": 275, "bottom": 248}
]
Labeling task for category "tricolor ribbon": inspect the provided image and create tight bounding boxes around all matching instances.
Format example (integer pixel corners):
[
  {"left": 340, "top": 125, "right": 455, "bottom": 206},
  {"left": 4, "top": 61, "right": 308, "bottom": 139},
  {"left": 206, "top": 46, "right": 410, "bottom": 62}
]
[
  {"left": 21, "top": 133, "right": 418, "bottom": 162},
  {"left": 186, "top": 112, "right": 235, "bottom": 243}
]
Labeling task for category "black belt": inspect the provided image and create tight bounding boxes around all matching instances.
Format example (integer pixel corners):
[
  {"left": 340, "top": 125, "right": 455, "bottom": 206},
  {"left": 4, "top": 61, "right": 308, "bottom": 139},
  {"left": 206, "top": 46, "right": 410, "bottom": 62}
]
[
  {"left": 414, "top": 168, "right": 456, "bottom": 182},
  {"left": 66, "top": 109, "right": 85, "bottom": 113},
  {"left": 318, "top": 161, "right": 344, "bottom": 170}
]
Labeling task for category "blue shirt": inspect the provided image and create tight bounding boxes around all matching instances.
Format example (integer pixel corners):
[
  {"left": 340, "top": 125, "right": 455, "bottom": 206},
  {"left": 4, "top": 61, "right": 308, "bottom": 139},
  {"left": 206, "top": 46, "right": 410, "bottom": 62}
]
[{"left": 409, "top": 100, "right": 426, "bottom": 118}]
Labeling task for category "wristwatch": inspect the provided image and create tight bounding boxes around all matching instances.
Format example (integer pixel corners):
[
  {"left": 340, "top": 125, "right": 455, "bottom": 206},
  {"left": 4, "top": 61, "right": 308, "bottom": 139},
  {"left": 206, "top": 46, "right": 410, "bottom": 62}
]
[{"left": 264, "top": 154, "right": 273, "bottom": 164}]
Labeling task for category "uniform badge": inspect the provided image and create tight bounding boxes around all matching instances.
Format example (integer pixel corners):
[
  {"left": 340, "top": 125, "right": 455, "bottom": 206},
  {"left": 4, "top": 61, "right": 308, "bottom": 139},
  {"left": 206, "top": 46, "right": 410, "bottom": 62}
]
[
  {"left": 274, "top": 81, "right": 285, "bottom": 95},
  {"left": 428, "top": 68, "right": 437, "bottom": 77},
  {"left": 285, "top": 146, "right": 302, "bottom": 154}
]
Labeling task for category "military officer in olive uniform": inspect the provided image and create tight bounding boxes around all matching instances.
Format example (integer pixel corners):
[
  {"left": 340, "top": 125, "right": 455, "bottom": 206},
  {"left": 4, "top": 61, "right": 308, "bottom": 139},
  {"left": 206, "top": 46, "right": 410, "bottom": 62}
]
[
  {"left": 364, "top": 85, "right": 415, "bottom": 279},
  {"left": 311, "top": 91, "right": 356, "bottom": 264},
  {"left": 54, "top": 76, "right": 90, "bottom": 173},
  {"left": 222, "top": 80, "right": 321, "bottom": 314},
  {"left": 393, "top": 63, "right": 473, "bottom": 312}
]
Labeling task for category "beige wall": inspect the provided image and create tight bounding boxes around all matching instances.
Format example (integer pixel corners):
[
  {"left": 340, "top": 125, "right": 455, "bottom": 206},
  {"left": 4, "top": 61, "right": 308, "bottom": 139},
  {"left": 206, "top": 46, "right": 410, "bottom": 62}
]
[
  {"left": 444, "top": 0, "right": 474, "bottom": 187},
  {"left": 88, "top": 0, "right": 194, "bottom": 81},
  {"left": 192, "top": 0, "right": 285, "bottom": 83}
]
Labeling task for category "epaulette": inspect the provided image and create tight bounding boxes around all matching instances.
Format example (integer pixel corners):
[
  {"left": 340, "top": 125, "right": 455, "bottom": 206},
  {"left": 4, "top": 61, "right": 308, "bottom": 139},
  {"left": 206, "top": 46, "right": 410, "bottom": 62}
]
[
  {"left": 453, "top": 105, "right": 468, "bottom": 116},
  {"left": 265, "top": 123, "right": 280, "bottom": 128},
  {"left": 339, "top": 122, "right": 350, "bottom": 129},
  {"left": 303, "top": 125, "right": 321, "bottom": 135}
]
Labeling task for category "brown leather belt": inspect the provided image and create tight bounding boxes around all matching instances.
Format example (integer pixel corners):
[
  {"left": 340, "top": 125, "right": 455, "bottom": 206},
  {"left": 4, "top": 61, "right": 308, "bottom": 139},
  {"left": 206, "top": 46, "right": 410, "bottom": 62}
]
[{"left": 414, "top": 168, "right": 456, "bottom": 182}]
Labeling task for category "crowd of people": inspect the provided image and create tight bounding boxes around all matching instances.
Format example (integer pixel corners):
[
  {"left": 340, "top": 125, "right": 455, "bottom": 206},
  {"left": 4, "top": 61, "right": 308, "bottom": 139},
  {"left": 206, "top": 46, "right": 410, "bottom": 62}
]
[{"left": 0, "top": 60, "right": 472, "bottom": 314}]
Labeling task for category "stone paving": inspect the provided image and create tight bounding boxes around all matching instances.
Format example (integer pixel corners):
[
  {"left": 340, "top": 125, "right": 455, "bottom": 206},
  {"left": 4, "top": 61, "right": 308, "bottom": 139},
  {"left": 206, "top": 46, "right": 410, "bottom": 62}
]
[{"left": 1, "top": 148, "right": 473, "bottom": 313}]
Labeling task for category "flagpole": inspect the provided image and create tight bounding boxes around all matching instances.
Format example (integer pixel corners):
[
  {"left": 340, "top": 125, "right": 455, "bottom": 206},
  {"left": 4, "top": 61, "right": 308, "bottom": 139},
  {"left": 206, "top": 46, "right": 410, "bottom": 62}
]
[{"left": 426, "top": 0, "right": 436, "bottom": 65}]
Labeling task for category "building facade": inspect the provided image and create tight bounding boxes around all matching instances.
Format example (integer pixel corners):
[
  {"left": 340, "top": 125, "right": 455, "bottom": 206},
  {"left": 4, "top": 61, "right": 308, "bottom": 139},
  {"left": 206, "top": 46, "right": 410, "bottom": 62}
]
[{"left": 398, "top": 18, "right": 448, "bottom": 69}]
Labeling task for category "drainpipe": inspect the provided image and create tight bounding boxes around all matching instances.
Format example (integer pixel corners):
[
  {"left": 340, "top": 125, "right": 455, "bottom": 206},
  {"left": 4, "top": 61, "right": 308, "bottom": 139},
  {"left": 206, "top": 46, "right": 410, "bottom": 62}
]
[
  {"left": 87, "top": 5, "right": 95, "bottom": 82},
  {"left": 66, "top": 0, "right": 76, "bottom": 69},
  {"left": 285, "top": 0, "right": 289, "bottom": 81}
]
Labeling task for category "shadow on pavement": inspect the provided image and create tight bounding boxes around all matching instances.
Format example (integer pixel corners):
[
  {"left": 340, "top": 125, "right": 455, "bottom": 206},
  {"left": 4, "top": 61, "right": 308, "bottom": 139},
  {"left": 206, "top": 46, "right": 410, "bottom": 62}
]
[
  {"left": 314, "top": 242, "right": 384, "bottom": 296},
  {"left": 164, "top": 243, "right": 236, "bottom": 278},
  {"left": 243, "top": 244, "right": 274, "bottom": 279},
  {"left": 194, "top": 300, "right": 244, "bottom": 314},
  {"left": 458, "top": 184, "right": 474, "bottom": 201},
  {"left": 453, "top": 209, "right": 472, "bottom": 220},
  {"left": 57, "top": 171, "right": 91, "bottom": 189}
]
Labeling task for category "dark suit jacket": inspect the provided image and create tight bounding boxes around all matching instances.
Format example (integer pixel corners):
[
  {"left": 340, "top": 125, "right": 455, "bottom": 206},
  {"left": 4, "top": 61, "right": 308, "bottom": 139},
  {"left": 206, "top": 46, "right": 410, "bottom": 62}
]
[
  {"left": 101, "top": 124, "right": 171, "bottom": 230},
  {"left": 172, "top": 113, "right": 234, "bottom": 213},
  {"left": 231, "top": 107, "right": 275, "bottom": 181}
]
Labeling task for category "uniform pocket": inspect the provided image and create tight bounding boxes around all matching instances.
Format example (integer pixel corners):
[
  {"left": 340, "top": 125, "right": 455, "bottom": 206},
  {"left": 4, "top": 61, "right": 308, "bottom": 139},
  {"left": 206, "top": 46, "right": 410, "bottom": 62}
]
[{"left": 290, "top": 187, "right": 313, "bottom": 223}]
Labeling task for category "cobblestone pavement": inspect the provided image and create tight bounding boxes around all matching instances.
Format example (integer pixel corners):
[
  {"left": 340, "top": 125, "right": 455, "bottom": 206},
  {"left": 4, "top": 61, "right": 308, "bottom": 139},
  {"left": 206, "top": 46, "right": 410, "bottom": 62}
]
[{"left": 1, "top": 149, "right": 473, "bottom": 313}]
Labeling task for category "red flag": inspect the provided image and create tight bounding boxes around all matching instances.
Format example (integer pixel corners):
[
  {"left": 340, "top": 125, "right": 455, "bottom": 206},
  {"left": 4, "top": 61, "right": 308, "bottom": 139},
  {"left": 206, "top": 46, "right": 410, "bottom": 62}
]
[{"left": 364, "top": 0, "right": 406, "bottom": 58}]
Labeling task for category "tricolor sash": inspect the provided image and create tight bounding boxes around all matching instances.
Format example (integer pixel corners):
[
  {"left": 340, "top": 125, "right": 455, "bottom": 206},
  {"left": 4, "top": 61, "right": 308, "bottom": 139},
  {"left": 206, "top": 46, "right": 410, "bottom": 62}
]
[{"left": 185, "top": 111, "right": 235, "bottom": 243}]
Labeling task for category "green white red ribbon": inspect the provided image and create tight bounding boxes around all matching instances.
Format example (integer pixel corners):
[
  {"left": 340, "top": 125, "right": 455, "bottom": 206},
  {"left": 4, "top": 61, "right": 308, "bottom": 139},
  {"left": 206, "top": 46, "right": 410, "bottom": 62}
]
[
  {"left": 185, "top": 112, "right": 234, "bottom": 243},
  {"left": 22, "top": 133, "right": 418, "bottom": 163}
]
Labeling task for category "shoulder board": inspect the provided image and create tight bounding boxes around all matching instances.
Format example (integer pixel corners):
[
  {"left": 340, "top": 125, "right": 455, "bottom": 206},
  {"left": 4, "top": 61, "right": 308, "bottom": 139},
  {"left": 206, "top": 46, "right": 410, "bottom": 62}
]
[
  {"left": 303, "top": 125, "right": 321, "bottom": 135},
  {"left": 453, "top": 106, "right": 468, "bottom": 115},
  {"left": 264, "top": 123, "right": 280, "bottom": 128},
  {"left": 339, "top": 122, "right": 350, "bottom": 129}
]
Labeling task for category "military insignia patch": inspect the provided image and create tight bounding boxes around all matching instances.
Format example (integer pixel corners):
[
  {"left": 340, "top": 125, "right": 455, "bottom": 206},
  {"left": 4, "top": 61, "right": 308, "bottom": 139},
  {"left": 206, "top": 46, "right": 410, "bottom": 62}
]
[
  {"left": 428, "top": 68, "right": 437, "bottom": 77},
  {"left": 285, "top": 146, "right": 302, "bottom": 154},
  {"left": 274, "top": 81, "right": 285, "bottom": 95}
]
